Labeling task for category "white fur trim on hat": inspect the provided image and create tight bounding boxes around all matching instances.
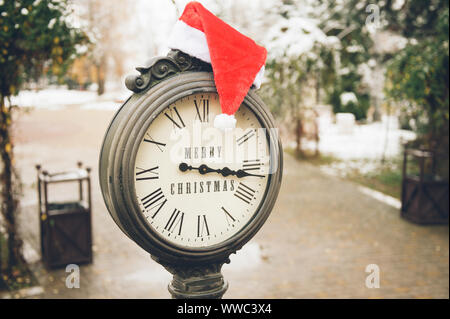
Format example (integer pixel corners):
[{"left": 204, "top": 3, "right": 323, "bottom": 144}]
[
  {"left": 167, "top": 20, "right": 264, "bottom": 88},
  {"left": 252, "top": 65, "right": 265, "bottom": 89},
  {"left": 213, "top": 113, "right": 236, "bottom": 130},
  {"left": 168, "top": 20, "right": 211, "bottom": 63}
]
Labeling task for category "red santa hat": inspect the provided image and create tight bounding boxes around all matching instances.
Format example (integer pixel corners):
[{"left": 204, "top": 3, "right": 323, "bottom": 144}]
[{"left": 167, "top": 1, "right": 267, "bottom": 130}]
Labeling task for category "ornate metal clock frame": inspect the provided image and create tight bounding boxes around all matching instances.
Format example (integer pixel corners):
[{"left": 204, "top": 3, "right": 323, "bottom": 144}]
[{"left": 99, "top": 50, "right": 283, "bottom": 299}]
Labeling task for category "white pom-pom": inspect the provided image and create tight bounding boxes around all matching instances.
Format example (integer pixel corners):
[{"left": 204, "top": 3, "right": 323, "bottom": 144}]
[{"left": 214, "top": 113, "right": 236, "bottom": 130}]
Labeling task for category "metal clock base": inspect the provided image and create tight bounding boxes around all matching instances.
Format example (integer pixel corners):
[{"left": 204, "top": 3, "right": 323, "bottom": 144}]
[{"left": 158, "top": 258, "right": 229, "bottom": 299}]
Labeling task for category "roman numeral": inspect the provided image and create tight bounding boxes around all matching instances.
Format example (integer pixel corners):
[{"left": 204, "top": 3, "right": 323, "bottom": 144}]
[
  {"left": 164, "top": 209, "right": 184, "bottom": 235},
  {"left": 236, "top": 129, "right": 256, "bottom": 146},
  {"left": 141, "top": 188, "right": 167, "bottom": 218},
  {"left": 143, "top": 134, "right": 166, "bottom": 152},
  {"left": 194, "top": 99, "right": 209, "bottom": 122},
  {"left": 234, "top": 183, "right": 256, "bottom": 204},
  {"left": 242, "top": 159, "right": 261, "bottom": 172},
  {"left": 197, "top": 215, "right": 210, "bottom": 237},
  {"left": 221, "top": 207, "right": 236, "bottom": 226},
  {"left": 164, "top": 106, "right": 185, "bottom": 129},
  {"left": 136, "top": 166, "right": 159, "bottom": 181}
]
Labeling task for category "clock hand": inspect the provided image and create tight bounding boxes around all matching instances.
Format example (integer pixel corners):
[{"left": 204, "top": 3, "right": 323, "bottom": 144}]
[
  {"left": 179, "top": 163, "right": 264, "bottom": 178},
  {"left": 179, "top": 162, "right": 229, "bottom": 176},
  {"left": 178, "top": 163, "right": 216, "bottom": 175},
  {"left": 235, "top": 169, "right": 265, "bottom": 178}
]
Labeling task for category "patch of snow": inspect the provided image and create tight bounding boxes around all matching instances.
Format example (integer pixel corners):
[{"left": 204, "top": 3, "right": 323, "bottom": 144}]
[
  {"left": 368, "top": 58, "right": 376, "bottom": 68},
  {"left": 318, "top": 115, "right": 415, "bottom": 160},
  {"left": 346, "top": 44, "right": 364, "bottom": 53},
  {"left": 358, "top": 185, "right": 401, "bottom": 209},
  {"left": 23, "top": 240, "right": 40, "bottom": 264},
  {"left": 11, "top": 88, "right": 128, "bottom": 110},
  {"left": 81, "top": 101, "right": 122, "bottom": 111},
  {"left": 340, "top": 92, "right": 358, "bottom": 105},
  {"left": 1, "top": 286, "right": 44, "bottom": 299},
  {"left": 265, "top": 16, "right": 332, "bottom": 59},
  {"left": 336, "top": 113, "right": 356, "bottom": 134},
  {"left": 323, "top": 160, "right": 380, "bottom": 176},
  {"left": 12, "top": 89, "right": 97, "bottom": 109},
  {"left": 372, "top": 31, "right": 408, "bottom": 54},
  {"left": 393, "top": 0, "right": 406, "bottom": 10},
  {"left": 48, "top": 18, "right": 57, "bottom": 29}
]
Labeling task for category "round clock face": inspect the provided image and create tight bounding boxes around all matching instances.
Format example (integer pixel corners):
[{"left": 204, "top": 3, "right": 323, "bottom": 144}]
[{"left": 134, "top": 92, "right": 271, "bottom": 249}]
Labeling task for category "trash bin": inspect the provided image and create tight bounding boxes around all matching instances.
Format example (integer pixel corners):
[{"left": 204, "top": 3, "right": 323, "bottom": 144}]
[{"left": 36, "top": 162, "right": 93, "bottom": 268}]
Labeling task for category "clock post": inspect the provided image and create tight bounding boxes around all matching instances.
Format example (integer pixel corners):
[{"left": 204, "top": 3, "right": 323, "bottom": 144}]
[
  {"left": 125, "top": 50, "right": 231, "bottom": 299},
  {"left": 99, "top": 50, "right": 283, "bottom": 299}
]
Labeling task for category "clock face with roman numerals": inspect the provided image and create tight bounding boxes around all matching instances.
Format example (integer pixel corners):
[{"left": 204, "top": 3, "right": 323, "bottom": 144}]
[{"left": 134, "top": 92, "right": 271, "bottom": 249}]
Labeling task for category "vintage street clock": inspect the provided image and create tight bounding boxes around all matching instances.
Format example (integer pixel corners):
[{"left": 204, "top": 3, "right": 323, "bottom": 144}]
[{"left": 99, "top": 50, "right": 283, "bottom": 298}]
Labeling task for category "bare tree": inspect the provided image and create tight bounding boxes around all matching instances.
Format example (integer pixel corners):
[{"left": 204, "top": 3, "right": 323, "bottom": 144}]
[{"left": 78, "top": 0, "right": 133, "bottom": 95}]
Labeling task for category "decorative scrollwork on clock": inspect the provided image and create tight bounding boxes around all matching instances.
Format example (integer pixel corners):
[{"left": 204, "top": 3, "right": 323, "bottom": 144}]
[{"left": 125, "top": 50, "right": 212, "bottom": 93}]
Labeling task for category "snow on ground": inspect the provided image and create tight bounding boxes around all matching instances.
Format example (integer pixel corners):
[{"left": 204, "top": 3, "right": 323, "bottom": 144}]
[
  {"left": 11, "top": 87, "right": 130, "bottom": 110},
  {"left": 291, "top": 114, "right": 416, "bottom": 178},
  {"left": 315, "top": 115, "right": 415, "bottom": 160}
]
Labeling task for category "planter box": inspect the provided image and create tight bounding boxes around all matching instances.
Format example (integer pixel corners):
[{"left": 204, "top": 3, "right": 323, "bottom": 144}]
[
  {"left": 401, "top": 176, "right": 449, "bottom": 224},
  {"left": 401, "top": 148, "right": 449, "bottom": 224},
  {"left": 41, "top": 202, "right": 92, "bottom": 268},
  {"left": 37, "top": 164, "right": 93, "bottom": 269}
]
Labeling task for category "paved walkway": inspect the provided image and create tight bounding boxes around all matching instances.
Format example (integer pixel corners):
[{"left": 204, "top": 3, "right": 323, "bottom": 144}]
[{"left": 9, "top": 108, "right": 449, "bottom": 299}]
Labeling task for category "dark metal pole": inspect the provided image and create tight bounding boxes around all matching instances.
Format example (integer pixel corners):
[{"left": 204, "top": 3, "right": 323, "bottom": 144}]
[
  {"left": 35, "top": 164, "right": 43, "bottom": 255},
  {"left": 77, "top": 161, "right": 84, "bottom": 202},
  {"left": 86, "top": 167, "right": 93, "bottom": 264},
  {"left": 86, "top": 167, "right": 92, "bottom": 210},
  {"left": 42, "top": 171, "right": 49, "bottom": 216},
  {"left": 401, "top": 147, "right": 408, "bottom": 212}
]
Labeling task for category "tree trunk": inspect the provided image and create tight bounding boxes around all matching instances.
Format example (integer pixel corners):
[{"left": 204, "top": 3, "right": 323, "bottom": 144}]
[
  {"left": 96, "top": 55, "right": 106, "bottom": 96},
  {"left": 315, "top": 72, "right": 321, "bottom": 105},
  {"left": 314, "top": 114, "right": 320, "bottom": 157},
  {"left": 0, "top": 96, "right": 22, "bottom": 272},
  {"left": 295, "top": 117, "right": 303, "bottom": 156},
  {"left": 372, "top": 95, "right": 382, "bottom": 122}
]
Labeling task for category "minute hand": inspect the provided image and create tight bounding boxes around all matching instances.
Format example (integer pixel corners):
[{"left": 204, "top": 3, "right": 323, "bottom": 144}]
[{"left": 234, "top": 169, "right": 265, "bottom": 178}]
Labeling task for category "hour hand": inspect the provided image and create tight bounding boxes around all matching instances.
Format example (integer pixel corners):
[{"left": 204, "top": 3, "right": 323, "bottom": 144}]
[
  {"left": 179, "top": 163, "right": 264, "bottom": 178},
  {"left": 179, "top": 163, "right": 217, "bottom": 175}
]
